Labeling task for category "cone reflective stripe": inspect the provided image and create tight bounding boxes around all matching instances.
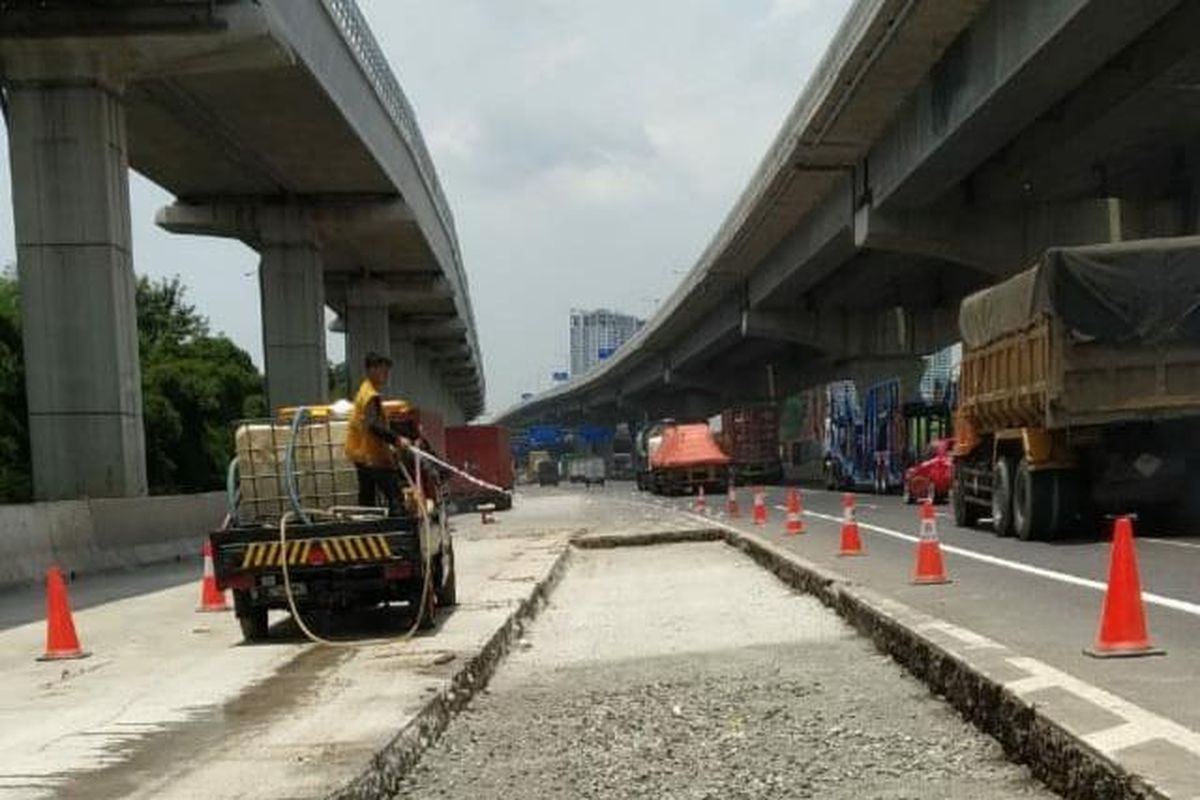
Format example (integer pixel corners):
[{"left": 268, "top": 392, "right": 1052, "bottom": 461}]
[
  {"left": 198, "top": 540, "right": 231, "bottom": 613},
  {"left": 912, "top": 500, "right": 950, "bottom": 584},
  {"left": 838, "top": 493, "right": 864, "bottom": 556},
  {"left": 726, "top": 481, "right": 740, "bottom": 518},
  {"left": 785, "top": 488, "right": 804, "bottom": 535},
  {"left": 752, "top": 488, "right": 767, "bottom": 526},
  {"left": 1086, "top": 517, "right": 1164, "bottom": 658},
  {"left": 694, "top": 485, "right": 707, "bottom": 513},
  {"left": 38, "top": 566, "right": 89, "bottom": 662}
]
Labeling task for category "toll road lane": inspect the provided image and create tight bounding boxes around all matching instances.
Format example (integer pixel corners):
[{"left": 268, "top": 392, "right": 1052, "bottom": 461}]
[{"left": 638, "top": 484, "right": 1200, "bottom": 741}]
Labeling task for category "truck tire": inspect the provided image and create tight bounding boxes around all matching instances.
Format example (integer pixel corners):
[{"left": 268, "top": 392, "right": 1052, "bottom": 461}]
[
  {"left": 233, "top": 590, "right": 269, "bottom": 643},
  {"left": 992, "top": 458, "right": 1016, "bottom": 538},
  {"left": 436, "top": 546, "right": 458, "bottom": 608},
  {"left": 1013, "top": 459, "right": 1056, "bottom": 541},
  {"left": 952, "top": 471, "right": 981, "bottom": 528}
]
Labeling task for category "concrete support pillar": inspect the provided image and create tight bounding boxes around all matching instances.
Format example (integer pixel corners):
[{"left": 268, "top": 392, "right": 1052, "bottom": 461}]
[
  {"left": 345, "top": 279, "right": 390, "bottom": 392},
  {"left": 258, "top": 208, "right": 327, "bottom": 410},
  {"left": 388, "top": 332, "right": 423, "bottom": 405},
  {"left": 7, "top": 76, "right": 147, "bottom": 499}
]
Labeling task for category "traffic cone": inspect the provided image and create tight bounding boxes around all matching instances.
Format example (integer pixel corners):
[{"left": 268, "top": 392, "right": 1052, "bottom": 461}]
[
  {"left": 752, "top": 488, "right": 767, "bottom": 526},
  {"left": 912, "top": 500, "right": 950, "bottom": 585},
  {"left": 38, "top": 566, "right": 89, "bottom": 662},
  {"left": 694, "top": 485, "right": 707, "bottom": 514},
  {"left": 726, "top": 481, "right": 740, "bottom": 518},
  {"left": 838, "top": 493, "right": 864, "bottom": 556},
  {"left": 1085, "top": 517, "right": 1164, "bottom": 658},
  {"left": 785, "top": 487, "right": 805, "bottom": 535},
  {"left": 197, "top": 539, "right": 230, "bottom": 613}
]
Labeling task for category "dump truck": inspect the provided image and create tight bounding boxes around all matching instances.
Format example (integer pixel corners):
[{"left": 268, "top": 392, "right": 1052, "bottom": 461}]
[
  {"left": 952, "top": 238, "right": 1200, "bottom": 540},
  {"left": 445, "top": 424, "right": 514, "bottom": 511},
  {"left": 210, "top": 403, "right": 456, "bottom": 641},
  {"left": 648, "top": 422, "right": 730, "bottom": 496},
  {"left": 634, "top": 419, "right": 673, "bottom": 491}
]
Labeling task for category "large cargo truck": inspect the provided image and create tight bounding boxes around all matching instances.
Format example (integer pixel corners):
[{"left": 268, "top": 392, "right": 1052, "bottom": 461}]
[
  {"left": 635, "top": 419, "right": 672, "bottom": 490},
  {"left": 446, "top": 425, "right": 514, "bottom": 511},
  {"left": 648, "top": 422, "right": 730, "bottom": 496},
  {"left": 720, "top": 404, "right": 782, "bottom": 485},
  {"left": 952, "top": 239, "right": 1200, "bottom": 540}
]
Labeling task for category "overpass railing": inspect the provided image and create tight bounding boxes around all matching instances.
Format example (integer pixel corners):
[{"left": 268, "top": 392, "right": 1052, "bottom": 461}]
[{"left": 321, "top": 0, "right": 463, "bottom": 267}]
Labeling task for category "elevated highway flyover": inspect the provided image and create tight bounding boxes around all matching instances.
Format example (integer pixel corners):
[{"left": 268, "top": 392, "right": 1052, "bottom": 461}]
[
  {"left": 499, "top": 0, "right": 1200, "bottom": 428},
  {"left": 1, "top": 0, "right": 484, "bottom": 499}
]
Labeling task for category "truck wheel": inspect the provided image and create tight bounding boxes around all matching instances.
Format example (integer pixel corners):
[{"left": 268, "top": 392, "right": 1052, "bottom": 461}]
[
  {"left": 952, "top": 472, "right": 981, "bottom": 528},
  {"left": 233, "top": 590, "right": 269, "bottom": 643},
  {"left": 436, "top": 547, "right": 458, "bottom": 608},
  {"left": 992, "top": 458, "right": 1016, "bottom": 538},
  {"left": 1013, "top": 459, "right": 1056, "bottom": 541}
]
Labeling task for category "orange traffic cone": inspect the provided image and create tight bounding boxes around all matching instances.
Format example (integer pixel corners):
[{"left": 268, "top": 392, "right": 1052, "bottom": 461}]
[
  {"left": 694, "top": 485, "right": 707, "bottom": 513},
  {"left": 726, "top": 481, "right": 740, "bottom": 518},
  {"left": 1085, "top": 517, "right": 1164, "bottom": 658},
  {"left": 838, "top": 493, "right": 864, "bottom": 556},
  {"left": 752, "top": 488, "right": 767, "bottom": 526},
  {"left": 38, "top": 566, "right": 89, "bottom": 661},
  {"left": 785, "top": 488, "right": 805, "bottom": 535},
  {"left": 912, "top": 499, "right": 950, "bottom": 584},
  {"left": 197, "top": 539, "right": 230, "bottom": 613}
]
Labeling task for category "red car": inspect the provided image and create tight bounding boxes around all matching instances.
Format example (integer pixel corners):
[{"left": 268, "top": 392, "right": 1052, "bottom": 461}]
[{"left": 903, "top": 438, "right": 955, "bottom": 503}]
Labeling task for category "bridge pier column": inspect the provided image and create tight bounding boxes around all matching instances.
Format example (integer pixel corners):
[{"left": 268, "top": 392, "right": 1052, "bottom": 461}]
[
  {"left": 345, "top": 279, "right": 390, "bottom": 392},
  {"left": 7, "top": 74, "right": 147, "bottom": 499},
  {"left": 388, "top": 332, "right": 424, "bottom": 406},
  {"left": 258, "top": 209, "right": 328, "bottom": 411}
]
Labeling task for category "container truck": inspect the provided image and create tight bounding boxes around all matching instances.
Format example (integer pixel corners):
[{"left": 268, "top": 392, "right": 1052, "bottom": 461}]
[
  {"left": 648, "top": 422, "right": 731, "bottom": 496},
  {"left": 952, "top": 238, "right": 1200, "bottom": 540},
  {"left": 720, "top": 404, "right": 782, "bottom": 485},
  {"left": 635, "top": 419, "right": 673, "bottom": 490},
  {"left": 445, "top": 425, "right": 514, "bottom": 512}
]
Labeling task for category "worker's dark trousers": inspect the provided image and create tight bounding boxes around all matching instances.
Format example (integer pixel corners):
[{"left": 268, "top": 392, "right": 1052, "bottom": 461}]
[{"left": 355, "top": 465, "right": 402, "bottom": 516}]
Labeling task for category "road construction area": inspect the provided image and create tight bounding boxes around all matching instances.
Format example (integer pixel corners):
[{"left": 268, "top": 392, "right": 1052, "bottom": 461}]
[
  {"left": 11, "top": 483, "right": 1200, "bottom": 797},
  {"left": 639, "top": 482, "right": 1200, "bottom": 799},
  {"left": 398, "top": 539, "right": 1052, "bottom": 800}
]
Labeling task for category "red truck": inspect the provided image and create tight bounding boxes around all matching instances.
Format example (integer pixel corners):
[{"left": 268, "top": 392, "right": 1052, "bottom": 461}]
[
  {"left": 720, "top": 404, "right": 782, "bottom": 485},
  {"left": 445, "top": 425, "right": 514, "bottom": 511}
]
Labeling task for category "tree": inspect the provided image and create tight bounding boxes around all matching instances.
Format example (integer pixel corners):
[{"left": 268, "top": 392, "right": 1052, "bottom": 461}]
[
  {"left": 0, "top": 264, "right": 31, "bottom": 502},
  {"left": 137, "top": 276, "right": 266, "bottom": 493}
]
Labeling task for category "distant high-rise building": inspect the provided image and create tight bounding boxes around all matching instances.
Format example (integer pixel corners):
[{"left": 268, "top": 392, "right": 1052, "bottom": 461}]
[{"left": 569, "top": 309, "right": 644, "bottom": 378}]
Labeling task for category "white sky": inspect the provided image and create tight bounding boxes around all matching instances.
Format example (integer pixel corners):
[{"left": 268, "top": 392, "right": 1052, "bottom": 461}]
[{"left": 0, "top": 0, "right": 852, "bottom": 412}]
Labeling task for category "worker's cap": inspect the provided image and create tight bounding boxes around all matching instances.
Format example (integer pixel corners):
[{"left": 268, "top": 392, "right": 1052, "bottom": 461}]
[{"left": 364, "top": 351, "right": 393, "bottom": 369}]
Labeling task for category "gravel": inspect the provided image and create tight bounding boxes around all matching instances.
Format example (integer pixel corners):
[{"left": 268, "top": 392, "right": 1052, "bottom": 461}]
[{"left": 397, "top": 543, "right": 1057, "bottom": 800}]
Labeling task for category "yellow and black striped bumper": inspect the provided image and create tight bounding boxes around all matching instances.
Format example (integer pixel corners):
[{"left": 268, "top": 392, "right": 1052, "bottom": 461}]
[{"left": 240, "top": 535, "right": 395, "bottom": 569}]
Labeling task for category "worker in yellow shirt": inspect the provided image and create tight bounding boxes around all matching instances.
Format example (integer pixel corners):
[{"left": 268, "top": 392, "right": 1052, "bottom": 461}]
[{"left": 345, "top": 352, "right": 411, "bottom": 515}]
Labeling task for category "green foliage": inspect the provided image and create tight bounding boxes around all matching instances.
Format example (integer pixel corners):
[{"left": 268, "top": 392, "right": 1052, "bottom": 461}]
[
  {"left": 137, "top": 277, "right": 265, "bottom": 494},
  {"left": 0, "top": 265, "right": 31, "bottom": 502},
  {"left": 0, "top": 271, "right": 265, "bottom": 500}
]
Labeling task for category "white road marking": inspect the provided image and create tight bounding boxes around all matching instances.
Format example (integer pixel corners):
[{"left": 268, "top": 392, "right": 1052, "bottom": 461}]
[
  {"left": 1140, "top": 537, "right": 1200, "bottom": 550},
  {"left": 917, "top": 620, "right": 1004, "bottom": 650},
  {"left": 1005, "top": 657, "right": 1200, "bottom": 758},
  {"left": 802, "top": 509, "right": 1200, "bottom": 619}
]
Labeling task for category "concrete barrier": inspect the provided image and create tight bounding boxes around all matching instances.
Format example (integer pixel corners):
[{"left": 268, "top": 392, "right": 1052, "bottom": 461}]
[{"left": 0, "top": 492, "right": 225, "bottom": 589}]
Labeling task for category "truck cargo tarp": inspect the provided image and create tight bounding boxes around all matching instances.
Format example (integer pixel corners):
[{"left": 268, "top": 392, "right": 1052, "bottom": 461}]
[
  {"left": 651, "top": 424, "right": 730, "bottom": 468},
  {"left": 959, "top": 238, "right": 1200, "bottom": 348}
]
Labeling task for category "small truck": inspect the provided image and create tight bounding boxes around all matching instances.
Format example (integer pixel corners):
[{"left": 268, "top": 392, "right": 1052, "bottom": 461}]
[
  {"left": 952, "top": 238, "right": 1200, "bottom": 540},
  {"left": 210, "top": 404, "right": 457, "bottom": 641}
]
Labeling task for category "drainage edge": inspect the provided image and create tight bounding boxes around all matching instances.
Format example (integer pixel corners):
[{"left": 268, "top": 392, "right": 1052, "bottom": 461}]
[{"left": 328, "top": 544, "right": 574, "bottom": 799}]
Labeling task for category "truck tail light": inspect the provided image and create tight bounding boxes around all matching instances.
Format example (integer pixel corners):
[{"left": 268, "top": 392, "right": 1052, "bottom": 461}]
[
  {"left": 307, "top": 543, "right": 328, "bottom": 566},
  {"left": 384, "top": 562, "right": 413, "bottom": 581},
  {"left": 225, "top": 572, "right": 254, "bottom": 590}
]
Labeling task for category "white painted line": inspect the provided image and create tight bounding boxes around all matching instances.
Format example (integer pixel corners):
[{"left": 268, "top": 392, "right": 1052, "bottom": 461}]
[
  {"left": 1005, "top": 656, "right": 1200, "bottom": 758},
  {"left": 1140, "top": 537, "right": 1200, "bottom": 551},
  {"left": 803, "top": 510, "right": 1200, "bottom": 619},
  {"left": 917, "top": 620, "right": 1005, "bottom": 650}
]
